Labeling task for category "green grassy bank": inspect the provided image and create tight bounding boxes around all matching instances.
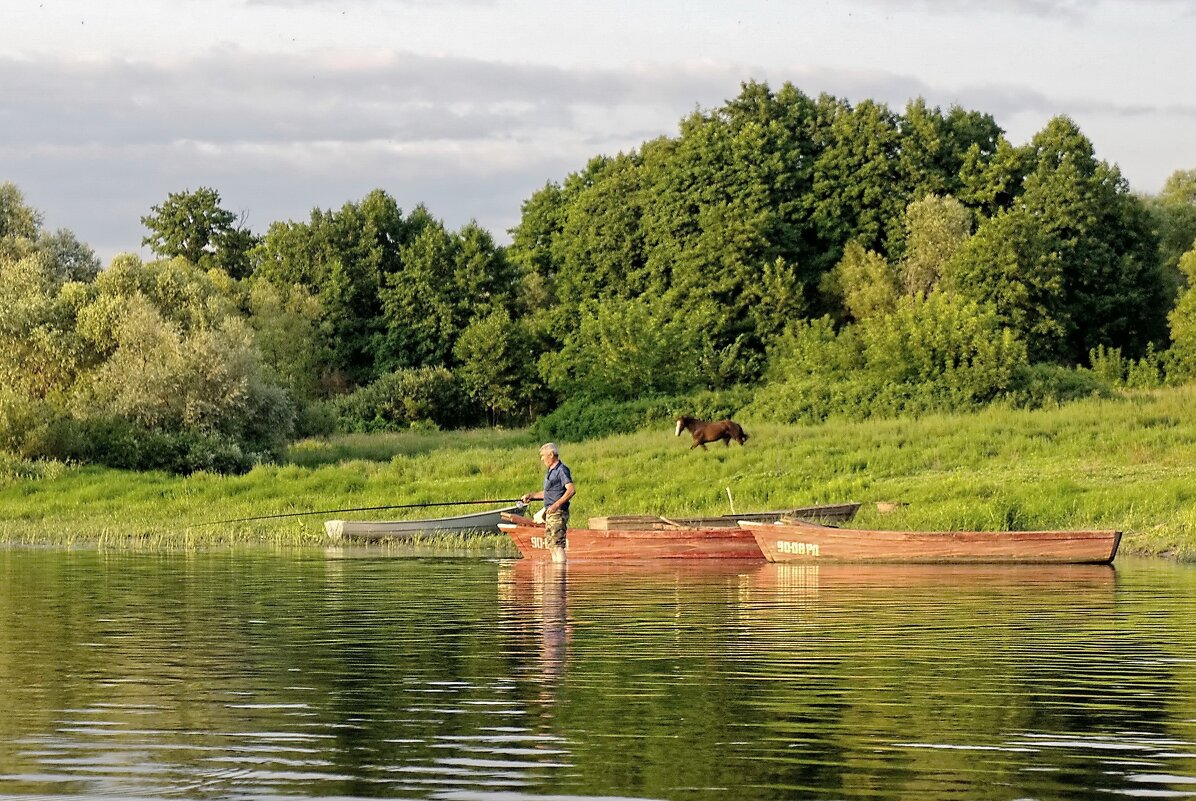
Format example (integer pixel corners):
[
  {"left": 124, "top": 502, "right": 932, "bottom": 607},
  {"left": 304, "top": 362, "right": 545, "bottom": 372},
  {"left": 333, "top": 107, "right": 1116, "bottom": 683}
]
[{"left": 2, "top": 385, "right": 1196, "bottom": 558}]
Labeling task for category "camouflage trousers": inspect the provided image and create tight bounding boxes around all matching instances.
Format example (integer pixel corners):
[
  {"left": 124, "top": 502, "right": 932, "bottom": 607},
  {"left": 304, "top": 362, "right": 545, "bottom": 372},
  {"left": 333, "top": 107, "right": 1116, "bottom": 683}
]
[{"left": 544, "top": 509, "right": 569, "bottom": 549}]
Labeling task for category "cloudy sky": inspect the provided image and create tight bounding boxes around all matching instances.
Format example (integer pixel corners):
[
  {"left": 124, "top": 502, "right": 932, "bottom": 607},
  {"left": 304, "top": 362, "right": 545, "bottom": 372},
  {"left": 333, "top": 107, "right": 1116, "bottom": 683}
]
[{"left": 3, "top": 0, "right": 1194, "bottom": 263}]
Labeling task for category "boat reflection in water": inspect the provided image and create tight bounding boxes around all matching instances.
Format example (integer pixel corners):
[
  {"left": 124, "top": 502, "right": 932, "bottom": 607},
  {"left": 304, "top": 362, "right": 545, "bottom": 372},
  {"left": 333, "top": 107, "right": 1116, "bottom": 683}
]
[{"left": 740, "top": 561, "right": 1118, "bottom": 620}]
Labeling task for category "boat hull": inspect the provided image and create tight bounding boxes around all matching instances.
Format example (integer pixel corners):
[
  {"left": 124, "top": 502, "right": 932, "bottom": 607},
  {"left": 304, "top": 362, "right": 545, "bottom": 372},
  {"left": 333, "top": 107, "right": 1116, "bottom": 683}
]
[
  {"left": 743, "top": 519, "right": 1122, "bottom": 564},
  {"left": 326, "top": 504, "right": 526, "bottom": 541},
  {"left": 501, "top": 515, "right": 764, "bottom": 561},
  {"left": 590, "top": 502, "right": 862, "bottom": 530}
]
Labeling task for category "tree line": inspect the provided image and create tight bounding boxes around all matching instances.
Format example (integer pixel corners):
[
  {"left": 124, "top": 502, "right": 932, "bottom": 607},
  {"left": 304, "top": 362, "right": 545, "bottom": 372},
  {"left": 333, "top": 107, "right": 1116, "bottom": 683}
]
[{"left": 4, "top": 80, "right": 1196, "bottom": 472}]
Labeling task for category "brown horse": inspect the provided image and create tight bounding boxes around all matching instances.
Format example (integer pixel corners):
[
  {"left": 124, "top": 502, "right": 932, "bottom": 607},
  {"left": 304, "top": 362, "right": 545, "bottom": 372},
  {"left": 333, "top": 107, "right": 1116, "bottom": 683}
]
[{"left": 675, "top": 415, "right": 749, "bottom": 450}]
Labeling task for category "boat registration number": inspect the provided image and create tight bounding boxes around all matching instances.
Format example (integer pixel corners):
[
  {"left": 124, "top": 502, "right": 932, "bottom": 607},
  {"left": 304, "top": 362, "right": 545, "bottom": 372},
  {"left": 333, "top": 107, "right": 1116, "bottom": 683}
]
[
  {"left": 775, "top": 540, "right": 820, "bottom": 557},
  {"left": 530, "top": 536, "right": 549, "bottom": 549}
]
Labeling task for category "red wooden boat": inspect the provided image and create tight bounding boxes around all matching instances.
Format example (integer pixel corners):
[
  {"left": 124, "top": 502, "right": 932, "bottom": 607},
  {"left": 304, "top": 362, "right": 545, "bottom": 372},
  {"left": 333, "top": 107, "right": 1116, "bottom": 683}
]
[
  {"left": 501, "top": 514, "right": 762, "bottom": 560},
  {"left": 741, "top": 518, "right": 1122, "bottom": 565},
  {"left": 500, "top": 503, "right": 861, "bottom": 561}
]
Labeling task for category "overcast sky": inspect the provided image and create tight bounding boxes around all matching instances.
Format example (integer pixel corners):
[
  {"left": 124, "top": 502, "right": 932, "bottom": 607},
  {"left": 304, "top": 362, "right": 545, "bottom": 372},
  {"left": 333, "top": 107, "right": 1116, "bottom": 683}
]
[{"left": 3, "top": 0, "right": 1194, "bottom": 263}]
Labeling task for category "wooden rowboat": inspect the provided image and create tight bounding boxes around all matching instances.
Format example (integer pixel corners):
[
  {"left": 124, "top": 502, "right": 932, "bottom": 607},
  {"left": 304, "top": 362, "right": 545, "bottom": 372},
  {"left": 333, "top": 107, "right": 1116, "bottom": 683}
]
[
  {"left": 590, "top": 502, "right": 862, "bottom": 530},
  {"left": 501, "top": 514, "right": 761, "bottom": 560},
  {"left": 499, "top": 503, "right": 861, "bottom": 561},
  {"left": 741, "top": 518, "right": 1122, "bottom": 564},
  {"left": 326, "top": 503, "right": 526, "bottom": 542}
]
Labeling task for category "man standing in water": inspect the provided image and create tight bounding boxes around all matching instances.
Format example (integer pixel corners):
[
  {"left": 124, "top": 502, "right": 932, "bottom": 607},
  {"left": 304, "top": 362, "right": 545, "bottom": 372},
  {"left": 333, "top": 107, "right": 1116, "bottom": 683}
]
[{"left": 521, "top": 442, "right": 575, "bottom": 563}]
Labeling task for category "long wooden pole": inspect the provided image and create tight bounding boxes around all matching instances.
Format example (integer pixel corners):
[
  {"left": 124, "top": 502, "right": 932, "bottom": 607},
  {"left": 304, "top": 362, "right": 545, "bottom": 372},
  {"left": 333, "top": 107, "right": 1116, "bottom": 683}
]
[{"left": 185, "top": 498, "right": 525, "bottom": 528}]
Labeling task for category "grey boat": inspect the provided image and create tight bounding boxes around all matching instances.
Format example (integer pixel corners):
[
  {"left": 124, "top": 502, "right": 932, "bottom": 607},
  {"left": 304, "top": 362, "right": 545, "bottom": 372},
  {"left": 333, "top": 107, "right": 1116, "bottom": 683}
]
[{"left": 325, "top": 503, "right": 527, "bottom": 541}]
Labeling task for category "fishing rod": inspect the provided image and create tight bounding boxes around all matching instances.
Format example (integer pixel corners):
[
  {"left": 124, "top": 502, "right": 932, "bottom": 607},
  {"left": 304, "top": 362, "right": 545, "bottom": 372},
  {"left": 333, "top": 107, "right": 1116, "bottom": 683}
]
[{"left": 184, "top": 498, "right": 525, "bottom": 529}]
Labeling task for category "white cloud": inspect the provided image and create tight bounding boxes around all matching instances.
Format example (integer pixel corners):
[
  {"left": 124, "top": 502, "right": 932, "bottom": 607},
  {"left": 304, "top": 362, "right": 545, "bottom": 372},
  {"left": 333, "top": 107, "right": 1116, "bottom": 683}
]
[{"left": 3, "top": 41, "right": 1194, "bottom": 264}]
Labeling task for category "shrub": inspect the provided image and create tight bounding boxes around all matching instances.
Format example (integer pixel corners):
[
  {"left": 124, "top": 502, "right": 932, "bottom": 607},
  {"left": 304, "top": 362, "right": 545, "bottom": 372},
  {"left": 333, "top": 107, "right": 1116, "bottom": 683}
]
[
  {"left": 1087, "top": 344, "right": 1165, "bottom": 389},
  {"left": 539, "top": 297, "right": 715, "bottom": 401},
  {"left": 765, "top": 316, "right": 861, "bottom": 382},
  {"left": 752, "top": 293, "right": 1032, "bottom": 423},
  {"left": 856, "top": 292, "right": 1028, "bottom": 404},
  {"left": 999, "top": 364, "right": 1113, "bottom": 409},
  {"left": 332, "top": 367, "right": 478, "bottom": 432},
  {"left": 532, "top": 386, "right": 755, "bottom": 442},
  {"left": 294, "top": 399, "right": 339, "bottom": 438},
  {"left": 24, "top": 416, "right": 256, "bottom": 474}
]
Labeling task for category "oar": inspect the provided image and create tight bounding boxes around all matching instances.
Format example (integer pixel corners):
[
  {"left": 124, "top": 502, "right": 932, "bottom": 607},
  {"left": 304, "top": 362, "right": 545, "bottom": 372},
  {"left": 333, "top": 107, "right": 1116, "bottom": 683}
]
[{"left": 183, "top": 498, "right": 525, "bottom": 529}]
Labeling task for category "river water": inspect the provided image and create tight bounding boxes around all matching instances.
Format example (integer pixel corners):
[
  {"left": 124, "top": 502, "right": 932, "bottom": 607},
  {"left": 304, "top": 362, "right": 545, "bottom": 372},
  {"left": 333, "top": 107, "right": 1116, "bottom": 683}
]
[{"left": 1, "top": 549, "right": 1195, "bottom": 800}]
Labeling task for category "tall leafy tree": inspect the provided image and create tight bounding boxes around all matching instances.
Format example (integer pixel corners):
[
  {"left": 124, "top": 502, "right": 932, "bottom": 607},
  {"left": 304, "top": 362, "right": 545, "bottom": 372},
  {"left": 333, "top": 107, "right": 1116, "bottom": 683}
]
[
  {"left": 948, "top": 117, "right": 1165, "bottom": 363},
  {"left": 1144, "top": 168, "right": 1196, "bottom": 300},
  {"left": 946, "top": 207, "right": 1068, "bottom": 361},
  {"left": 825, "top": 241, "right": 899, "bottom": 322},
  {"left": 453, "top": 309, "right": 537, "bottom": 425},
  {"left": 901, "top": 194, "right": 973, "bottom": 296},
  {"left": 1166, "top": 243, "right": 1196, "bottom": 382},
  {"left": 1017, "top": 117, "right": 1165, "bottom": 361},
  {"left": 0, "top": 182, "right": 42, "bottom": 243},
  {"left": 141, "top": 187, "right": 259, "bottom": 278},
  {"left": 807, "top": 96, "right": 904, "bottom": 271},
  {"left": 252, "top": 190, "right": 429, "bottom": 387}
]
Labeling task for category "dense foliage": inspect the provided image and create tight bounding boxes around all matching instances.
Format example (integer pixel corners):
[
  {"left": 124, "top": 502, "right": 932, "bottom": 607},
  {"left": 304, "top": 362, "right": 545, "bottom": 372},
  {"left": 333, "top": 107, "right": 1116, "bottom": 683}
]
[
  {"left": 0, "top": 199, "right": 294, "bottom": 472},
  {"left": 4, "top": 79, "right": 1196, "bottom": 471}
]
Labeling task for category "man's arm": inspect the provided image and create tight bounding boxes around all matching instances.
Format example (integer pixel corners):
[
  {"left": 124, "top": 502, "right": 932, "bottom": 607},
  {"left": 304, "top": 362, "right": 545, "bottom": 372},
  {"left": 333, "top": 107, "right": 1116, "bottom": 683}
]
[{"left": 548, "top": 482, "right": 576, "bottom": 513}]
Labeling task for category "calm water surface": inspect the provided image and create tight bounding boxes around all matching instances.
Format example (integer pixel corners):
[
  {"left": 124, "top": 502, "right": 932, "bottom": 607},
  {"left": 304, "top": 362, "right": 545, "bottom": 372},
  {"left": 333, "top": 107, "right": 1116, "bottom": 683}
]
[{"left": 2, "top": 549, "right": 1196, "bottom": 800}]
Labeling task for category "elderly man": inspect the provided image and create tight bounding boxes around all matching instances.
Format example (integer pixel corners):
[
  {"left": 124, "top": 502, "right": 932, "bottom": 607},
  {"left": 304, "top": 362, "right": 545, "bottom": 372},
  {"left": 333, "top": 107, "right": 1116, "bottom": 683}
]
[{"left": 520, "top": 442, "right": 575, "bottom": 563}]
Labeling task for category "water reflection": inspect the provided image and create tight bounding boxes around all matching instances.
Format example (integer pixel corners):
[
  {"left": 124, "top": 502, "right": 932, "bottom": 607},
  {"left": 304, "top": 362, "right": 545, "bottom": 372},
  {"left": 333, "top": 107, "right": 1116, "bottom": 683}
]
[
  {"left": 3, "top": 549, "right": 1196, "bottom": 800},
  {"left": 498, "top": 561, "right": 571, "bottom": 711}
]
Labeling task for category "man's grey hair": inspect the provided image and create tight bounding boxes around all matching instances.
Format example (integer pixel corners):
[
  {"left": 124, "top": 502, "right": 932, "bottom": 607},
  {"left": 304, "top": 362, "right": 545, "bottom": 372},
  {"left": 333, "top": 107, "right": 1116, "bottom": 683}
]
[{"left": 539, "top": 442, "right": 559, "bottom": 455}]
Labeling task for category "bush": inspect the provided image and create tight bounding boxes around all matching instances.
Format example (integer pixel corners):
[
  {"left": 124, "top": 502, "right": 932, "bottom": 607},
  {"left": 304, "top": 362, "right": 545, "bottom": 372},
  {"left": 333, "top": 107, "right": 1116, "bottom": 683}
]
[
  {"left": 24, "top": 416, "right": 256, "bottom": 474},
  {"left": 539, "top": 297, "right": 718, "bottom": 402},
  {"left": 293, "top": 399, "right": 339, "bottom": 438},
  {"left": 332, "top": 367, "right": 478, "bottom": 432},
  {"left": 532, "top": 386, "right": 755, "bottom": 442},
  {"left": 752, "top": 293, "right": 1032, "bottom": 424},
  {"left": 749, "top": 361, "right": 1114, "bottom": 425},
  {"left": 1000, "top": 364, "right": 1113, "bottom": 409},
  {"left": 765, "top": 316, "right": 861, "bottom": 382},
  {"left": 856, "top": 293, "right": 1027, "bottom": 403}
]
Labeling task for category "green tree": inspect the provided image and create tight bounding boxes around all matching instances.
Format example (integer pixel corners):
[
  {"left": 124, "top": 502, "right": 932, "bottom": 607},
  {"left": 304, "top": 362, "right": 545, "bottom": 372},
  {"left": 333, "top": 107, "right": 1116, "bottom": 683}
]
[
  {"left": 0, "top": 252, "right": 294, "bottom": 469},
  {"left": 901, "top": 194, "right": 972, "bottom": 296},
  {"left": 539, "top": 297, "right": 712, "bottom": 401},
  {"left": 946, "top": 207, "right": 1068, "bottom": 362},
  {"left": 1166, "top": 244, "right": 1196, "bottom": 382},
  {"left": 252, "top": 190, "right": 425, "bottom": 386},
  {"left": 554, "top": 154, "right": 649, "bottom": 311},
  {"left": 825, "top": 241, "right": 899, "bottom": 321},
  {"left": 141, "top": 187, "right": 259, "bottom": 278},
  {"left": 958, "top": 135, "right": 1032, "bottom": 218},
  {"left": 247, "top": 279, "right": 326, "bottom": 401},
  {"left": 453, "top": 309, "right": 537, "bottom": 424},
  {"left": 949, "top": 117, "right": 1165, "bottom": 363},
  {"left": 377, "top": 221, "right": 460, "bottom": 370},
  {"left": 808, "top": 97, "right": 904, "bottom": 268},
  {"left": 1144, "top": 168, "right": 1196, "bottom": 301},
  {"left": 1017, "top": 117, "right": 1165, "bottom": 361},
  {"left": 0, "top": 182, "right": 41, "bottom": 243}
]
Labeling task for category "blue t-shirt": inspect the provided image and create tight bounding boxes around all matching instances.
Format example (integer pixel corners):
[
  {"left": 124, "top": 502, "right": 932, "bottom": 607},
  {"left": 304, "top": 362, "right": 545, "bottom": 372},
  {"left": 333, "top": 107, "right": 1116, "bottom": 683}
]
[{"left": 543, "top": 461, "right": 574, "bottom": 511}]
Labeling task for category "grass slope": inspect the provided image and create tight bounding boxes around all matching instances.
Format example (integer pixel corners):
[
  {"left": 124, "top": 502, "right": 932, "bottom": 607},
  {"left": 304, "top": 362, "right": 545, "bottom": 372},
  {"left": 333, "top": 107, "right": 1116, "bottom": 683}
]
[{"left": 1, "top": 387, "right": 1195, "bottom": 557}]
